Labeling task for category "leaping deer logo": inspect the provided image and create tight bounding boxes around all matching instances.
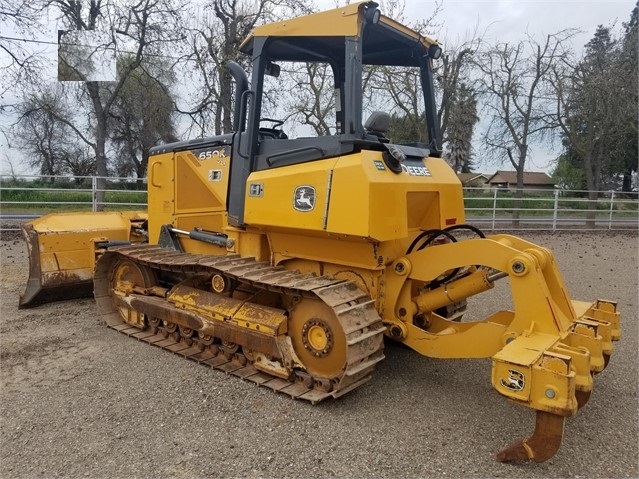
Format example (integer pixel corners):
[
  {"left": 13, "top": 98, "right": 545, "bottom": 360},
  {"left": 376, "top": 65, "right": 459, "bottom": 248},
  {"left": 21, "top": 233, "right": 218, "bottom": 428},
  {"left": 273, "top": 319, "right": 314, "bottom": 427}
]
[
  {"left": 500, "top": 369, "right": 525, "bottom": 392},
  {"left": 294, "top": 186, "right": 315, "bottom": 211}
]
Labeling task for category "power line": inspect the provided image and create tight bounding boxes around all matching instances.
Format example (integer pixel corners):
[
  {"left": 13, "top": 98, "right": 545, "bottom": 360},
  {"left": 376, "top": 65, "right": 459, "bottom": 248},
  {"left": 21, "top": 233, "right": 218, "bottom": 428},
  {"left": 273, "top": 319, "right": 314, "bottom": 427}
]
[
  {"left": 0, "top": 35, "right": 58, "bottom": 46},
  {"left": 0, "top": 35, "right": 193, "bottom": 62}
]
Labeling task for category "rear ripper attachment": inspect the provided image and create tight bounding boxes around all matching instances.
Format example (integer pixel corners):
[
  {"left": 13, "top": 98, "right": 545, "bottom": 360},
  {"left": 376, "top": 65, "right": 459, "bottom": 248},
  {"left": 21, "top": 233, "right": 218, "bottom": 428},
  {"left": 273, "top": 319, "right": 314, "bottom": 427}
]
[
  {"left": 383, "top": 232, "right": 621, "bottom": 462},
  {"left": 492, "top": 297, "right": 620, "bottom": 462},
  {"left": 94, "top": 244, "right": 386, "bottom": 402}
]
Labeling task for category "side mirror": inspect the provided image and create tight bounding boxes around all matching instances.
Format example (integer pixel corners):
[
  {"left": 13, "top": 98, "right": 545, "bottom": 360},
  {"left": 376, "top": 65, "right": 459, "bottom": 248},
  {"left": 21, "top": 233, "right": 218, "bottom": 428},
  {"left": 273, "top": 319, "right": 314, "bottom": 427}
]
[{"left": 265, "top": 60, "right": 280, "bottom": 78}]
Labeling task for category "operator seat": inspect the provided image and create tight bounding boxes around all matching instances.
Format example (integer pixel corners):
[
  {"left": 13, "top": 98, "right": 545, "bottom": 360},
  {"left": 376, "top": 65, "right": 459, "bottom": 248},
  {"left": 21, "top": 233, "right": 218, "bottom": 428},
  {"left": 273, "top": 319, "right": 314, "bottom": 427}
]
[
  {"left": 364, "top": 111, "right": 391, "bottom": 143},
  {"left": 258, "top": 127, "right": 288, "bottom": 140}
]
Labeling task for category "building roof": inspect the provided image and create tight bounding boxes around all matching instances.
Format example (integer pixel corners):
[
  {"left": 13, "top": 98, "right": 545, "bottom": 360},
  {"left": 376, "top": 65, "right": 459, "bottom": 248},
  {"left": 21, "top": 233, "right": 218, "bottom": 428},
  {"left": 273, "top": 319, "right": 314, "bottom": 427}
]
[
  {"left": 487, "top": 171, "right": 555, "bottom": 186},
  {"left": 457, "top": 173, "right": 488, "bottom": 184}
]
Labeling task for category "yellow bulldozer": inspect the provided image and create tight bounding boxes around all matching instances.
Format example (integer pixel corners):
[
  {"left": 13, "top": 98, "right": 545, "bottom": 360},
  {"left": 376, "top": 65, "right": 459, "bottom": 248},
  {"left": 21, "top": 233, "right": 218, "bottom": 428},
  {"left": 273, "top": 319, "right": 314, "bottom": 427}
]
[{"left": 19, "top": 2, "right": 620, "bottom": 463}]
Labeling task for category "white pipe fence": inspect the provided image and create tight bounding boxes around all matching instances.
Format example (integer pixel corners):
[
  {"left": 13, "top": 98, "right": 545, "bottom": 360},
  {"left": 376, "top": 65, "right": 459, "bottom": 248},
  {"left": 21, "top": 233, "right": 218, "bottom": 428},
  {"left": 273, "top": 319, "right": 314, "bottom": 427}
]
[
  {"left": 1, "top": 175, "right": 637, "bottom": 232},
  {"left": 463, "top": 187, "right": 638, "bottom": 231},
  {"left": 0, "top": 175, "right": 147, "bottom": 213}
]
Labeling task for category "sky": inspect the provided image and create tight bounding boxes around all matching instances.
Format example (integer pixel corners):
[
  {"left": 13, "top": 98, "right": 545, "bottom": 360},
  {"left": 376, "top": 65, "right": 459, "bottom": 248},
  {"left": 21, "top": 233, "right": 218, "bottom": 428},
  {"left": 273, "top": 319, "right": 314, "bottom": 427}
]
[
  {"left": 424, "top": 0, "right": 633, "bottom": 45},
  {"left": 0, "top": 0, "right": 636, "bottom": 176},
  {"left": 420, "top": 0, "right": 636, "bottom": 173}
]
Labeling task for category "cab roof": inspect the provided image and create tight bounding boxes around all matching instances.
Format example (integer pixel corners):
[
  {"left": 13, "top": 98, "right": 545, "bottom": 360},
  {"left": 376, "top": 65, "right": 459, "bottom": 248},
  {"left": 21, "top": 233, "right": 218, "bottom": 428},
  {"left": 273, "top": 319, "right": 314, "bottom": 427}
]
[{"left": 240, "top": 1, "right": 439, "bottom": 67}]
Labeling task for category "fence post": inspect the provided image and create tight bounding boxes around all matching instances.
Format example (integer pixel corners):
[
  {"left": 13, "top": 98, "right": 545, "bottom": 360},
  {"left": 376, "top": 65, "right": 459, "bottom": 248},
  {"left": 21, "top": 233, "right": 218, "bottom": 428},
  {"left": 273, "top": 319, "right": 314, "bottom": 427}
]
[
  {"left": 552, "top": 190, "right": 559, "bottom": 231},
  {"left": 608, "top": 191, "right": 615, "bottom": 230},
  {"left": 92, "top": 176, "right": 97, "bottom": 212},
  {"left": 491, "top": 188, "right": 497, "bottom": 231}
]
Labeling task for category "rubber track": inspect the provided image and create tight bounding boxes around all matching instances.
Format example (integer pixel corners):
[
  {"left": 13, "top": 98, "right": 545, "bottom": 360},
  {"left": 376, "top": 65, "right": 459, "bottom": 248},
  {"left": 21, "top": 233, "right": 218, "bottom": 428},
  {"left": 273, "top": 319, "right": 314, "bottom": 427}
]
[{"left": 94, "top": 244, "right": 386, "bottom": 403}]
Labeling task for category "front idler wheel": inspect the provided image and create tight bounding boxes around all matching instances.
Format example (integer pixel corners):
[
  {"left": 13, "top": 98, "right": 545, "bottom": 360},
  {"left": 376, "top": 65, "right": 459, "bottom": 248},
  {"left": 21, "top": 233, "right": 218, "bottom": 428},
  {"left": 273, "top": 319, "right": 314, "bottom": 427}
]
[
  {"left": 110, "top": 259, "right": 157, "bottom": 328},
  {"left": 288, "top": 298, "right": 347, "bottom": 381}
]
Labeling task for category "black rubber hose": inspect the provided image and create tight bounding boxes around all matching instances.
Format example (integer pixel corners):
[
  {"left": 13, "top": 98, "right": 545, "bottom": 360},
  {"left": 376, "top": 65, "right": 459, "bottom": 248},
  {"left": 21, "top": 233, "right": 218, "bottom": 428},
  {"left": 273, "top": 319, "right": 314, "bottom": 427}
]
[
  {"left": 416, "top": 230, "right": 458, "bottom": 251},
  {"left": 406, "top": 229, "right": 442, "bottom": 254},
  {"left": 405, "top": 224, "right": 486, "bottom": 290},
  {"left": 443, "top": 224, "right": 486, "bottom": 238}
]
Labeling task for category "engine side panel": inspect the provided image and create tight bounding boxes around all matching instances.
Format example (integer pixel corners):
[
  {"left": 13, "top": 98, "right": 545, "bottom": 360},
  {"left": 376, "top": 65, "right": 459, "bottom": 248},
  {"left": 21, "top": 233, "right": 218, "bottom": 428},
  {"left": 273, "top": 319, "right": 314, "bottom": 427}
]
[{"left": 244, "top": 150, "right": 465, "bottom": 241}]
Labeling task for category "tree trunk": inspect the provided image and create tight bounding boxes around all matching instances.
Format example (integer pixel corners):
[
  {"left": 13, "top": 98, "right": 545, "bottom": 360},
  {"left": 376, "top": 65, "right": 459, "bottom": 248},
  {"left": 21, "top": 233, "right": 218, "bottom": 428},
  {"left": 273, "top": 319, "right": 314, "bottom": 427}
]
[
  {"left": 622, "top": 169, "right": 632, "bottom": 192},
  {"left": 586, "top": 190, "right": 598, "bottom": 228},
  {"left": 583, "top": 149, "right": 598, "bottom": 228},
  {"left": 87, "top": 82, "right": 107, "bottom": 211},
  {"left": 511, "top": 149, "right": 527, "bottom": 227},
  {"left": 94, "top": 121, "right": 108, "bottom": 211},
  {"left": 512, "top": 173, "right": 524, "bottom": 227}
]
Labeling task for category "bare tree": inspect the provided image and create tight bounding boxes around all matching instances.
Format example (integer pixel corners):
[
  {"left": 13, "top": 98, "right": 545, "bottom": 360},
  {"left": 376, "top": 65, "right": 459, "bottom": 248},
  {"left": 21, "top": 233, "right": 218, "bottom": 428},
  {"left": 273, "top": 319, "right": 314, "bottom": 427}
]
[
  {"left": 428, "top": 33, "right": 484, "bottom": 173},
  {"left": 109, "top": 55, "right": 178, "bottom": 182},
  {"left": 178, "top": 0, "right": 309, "bottom": 137},
  {"left": 61, "top": 147, "right": 97, "bottom": 181},
  {"left": 11, "top": 87, "right": 78, "bottom": 180},
  {"left": 34, "top": 0, "right": 182, "bottom": 207},
  {"left": 475, "top": 30, "right": 575, "bottom": 223},
  {"left": 0, "top": 0, "right": 48, "bottom": 109},
  {"left": 549, "top": 24, "right": 635, "bottom": 225},
  {"left": 279, "top": 62, "right": 336, "bottom": 136},
  {"left": 435, "top": 33, "right": 482, "bottom": 144}
]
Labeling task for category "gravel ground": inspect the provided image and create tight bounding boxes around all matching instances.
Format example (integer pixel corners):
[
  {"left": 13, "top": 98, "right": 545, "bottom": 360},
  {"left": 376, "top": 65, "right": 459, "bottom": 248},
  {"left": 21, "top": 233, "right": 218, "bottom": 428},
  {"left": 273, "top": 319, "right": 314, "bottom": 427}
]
[{"left": 0, "top": 231, "right": 637, "bottom": 478}]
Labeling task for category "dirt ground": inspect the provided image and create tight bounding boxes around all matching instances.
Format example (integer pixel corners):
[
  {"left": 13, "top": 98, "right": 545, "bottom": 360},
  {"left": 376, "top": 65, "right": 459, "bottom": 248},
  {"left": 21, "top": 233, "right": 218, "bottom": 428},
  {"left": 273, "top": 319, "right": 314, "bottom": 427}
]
[{"left": 0, "top": 231, "right": 637, "bottom": 478}]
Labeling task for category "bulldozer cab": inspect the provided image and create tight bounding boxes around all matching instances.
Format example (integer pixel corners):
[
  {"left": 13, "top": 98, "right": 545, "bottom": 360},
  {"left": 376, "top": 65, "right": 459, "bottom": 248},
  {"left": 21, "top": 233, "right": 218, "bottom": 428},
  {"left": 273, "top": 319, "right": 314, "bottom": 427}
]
[{"left": 227, "top": 1, "right": 443, "bottom": 225}]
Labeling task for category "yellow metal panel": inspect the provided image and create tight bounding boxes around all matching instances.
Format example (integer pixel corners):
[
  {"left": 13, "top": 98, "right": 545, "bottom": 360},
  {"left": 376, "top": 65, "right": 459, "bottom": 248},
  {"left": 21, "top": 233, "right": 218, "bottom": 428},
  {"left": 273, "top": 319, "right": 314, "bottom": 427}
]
[
  {"left": 245, "top": 158, "right": 336, "bottom": 232},
  {"left": 148, "top": 148, "right": 233, "bottom": 247},
  {"left": 244, "top": 2, "right": 363, "bottom": 42},
  {"left": 327, "top": 152, "right": 465, "bottom": 240},
  {"left": 270, "top": 233, "right": 379, "bottom": 270},
  {"left": 326, "top": 156, "right": 371, "bottom": 236},
  {"left": 245, "top": 151, "right": 464, "bottom": 241},
  {"left": 33, "top": 211, "right": 144, "bottom": 273},
  {"left": 493, "top": 333, "right": 556, "bottom": 365},
  {"left": 401, "top": 321, "right": 507, "bottom": 358},
  {"left": 233, "top": 303, "right": 288, "bottom": 335},
  {"left": 147, "top": 153, "right": 175, "bottom": 244},
  {"left": 31, "top": 211, "right": 145, "bottom": 233},
  {"left": 232, "top": 228, "right": 271, "bottom": 262},
  {"left": 174, "top": 150, "right": 230, "bottom": 212},
  {"left": 492, "top": 334, "right": 578, "bottom": 415}
]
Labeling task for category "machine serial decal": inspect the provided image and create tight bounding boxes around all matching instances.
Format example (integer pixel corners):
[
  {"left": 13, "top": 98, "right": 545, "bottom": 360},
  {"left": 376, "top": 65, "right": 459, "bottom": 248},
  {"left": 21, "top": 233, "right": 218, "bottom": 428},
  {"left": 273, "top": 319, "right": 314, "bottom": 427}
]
[
  {"left": 401, "top": 164, "right": 431, "bottom": 176},
  {"left": 208, "top": 170, "right": 222, "bottom": 181},
  {"left": 293, "top": 186, "right": 315, "bottom": 212},
  {"left": 500, "top": 369, "right": 526, "bottom": 391}
]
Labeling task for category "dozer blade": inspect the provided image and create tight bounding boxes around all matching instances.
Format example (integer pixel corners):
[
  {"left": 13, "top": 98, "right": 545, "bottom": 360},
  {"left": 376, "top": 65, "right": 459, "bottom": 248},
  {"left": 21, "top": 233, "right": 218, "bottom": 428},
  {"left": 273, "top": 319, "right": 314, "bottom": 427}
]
[
  {"left": 19, "top": 211, "right": 147, "bottom": 308},
  {"left": 496, "top": 410, "right": 565, "bottom": 462}
]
